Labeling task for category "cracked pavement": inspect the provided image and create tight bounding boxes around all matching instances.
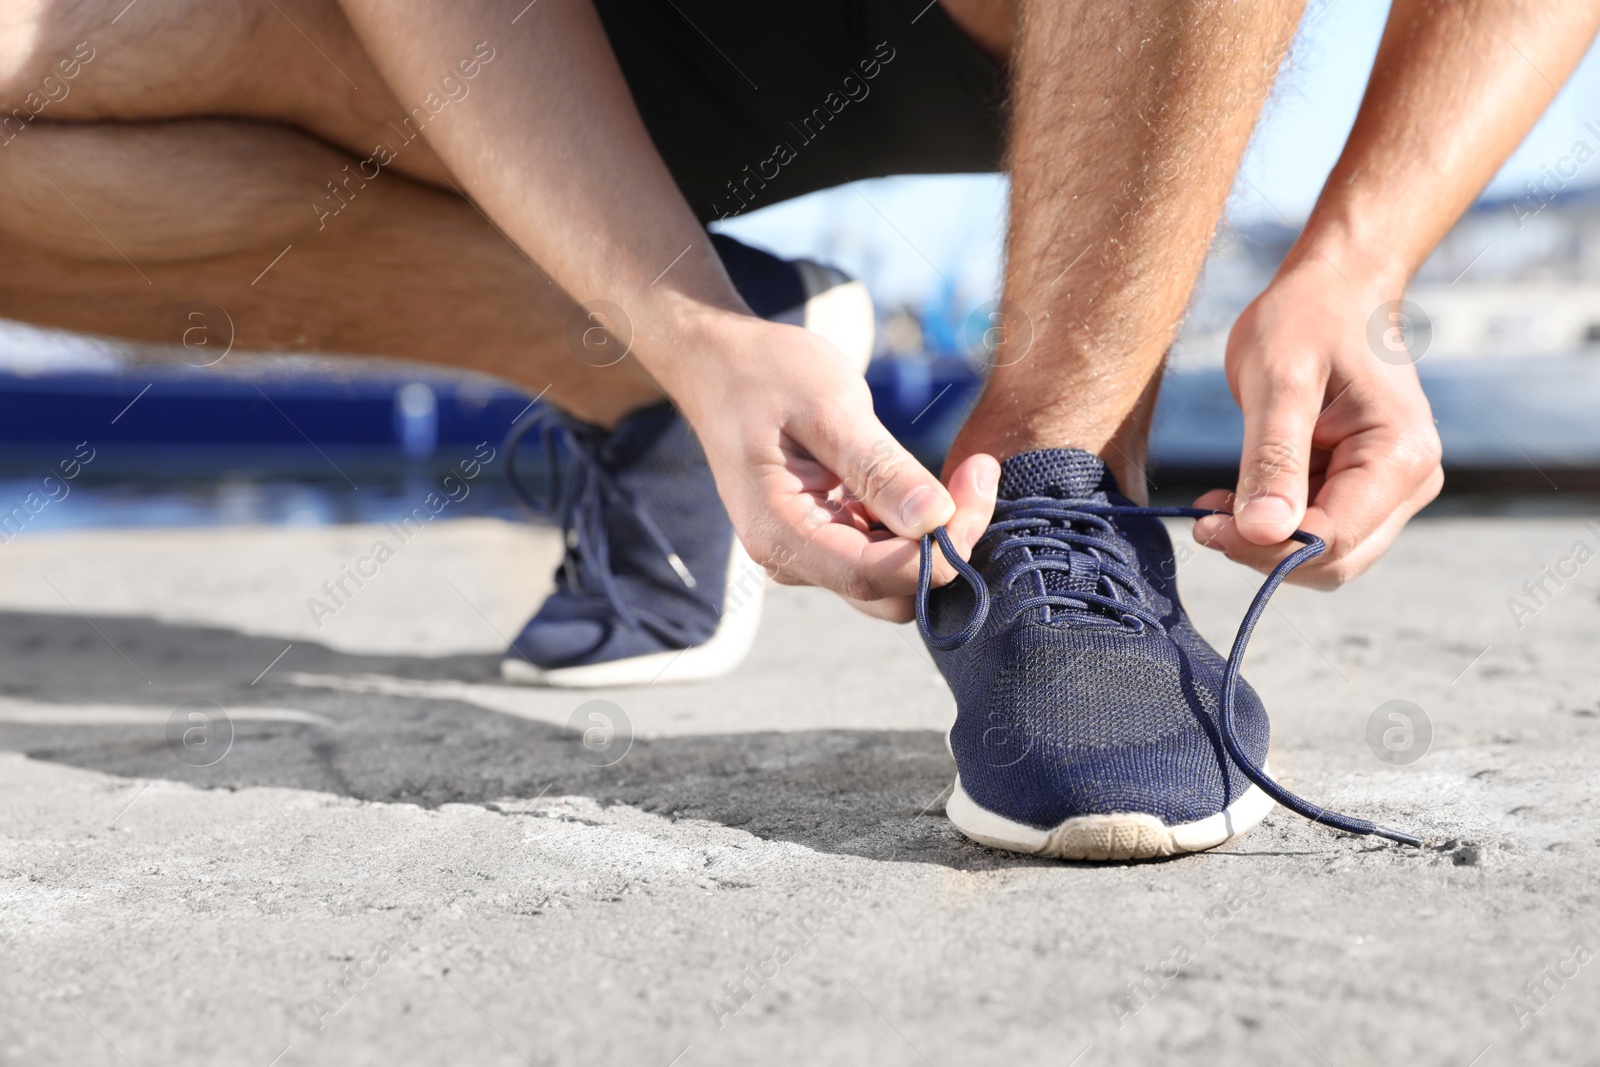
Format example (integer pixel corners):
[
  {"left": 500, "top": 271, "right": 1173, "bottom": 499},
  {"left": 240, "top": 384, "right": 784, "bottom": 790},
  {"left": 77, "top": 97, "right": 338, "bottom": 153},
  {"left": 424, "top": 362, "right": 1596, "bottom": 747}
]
[{"left": 1, "top": 510, "right": 1597, "bottom": 1065}]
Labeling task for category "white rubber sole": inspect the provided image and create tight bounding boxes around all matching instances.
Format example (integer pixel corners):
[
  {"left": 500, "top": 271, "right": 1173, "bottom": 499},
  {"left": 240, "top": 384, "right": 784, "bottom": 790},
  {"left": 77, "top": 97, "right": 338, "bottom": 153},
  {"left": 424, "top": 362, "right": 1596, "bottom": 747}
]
[
  {"left": 501, "top": 538, "right": 767, "bottom": 688},
  {"left": 945, "top": 762, "right": 1278, "bottom": 861}
]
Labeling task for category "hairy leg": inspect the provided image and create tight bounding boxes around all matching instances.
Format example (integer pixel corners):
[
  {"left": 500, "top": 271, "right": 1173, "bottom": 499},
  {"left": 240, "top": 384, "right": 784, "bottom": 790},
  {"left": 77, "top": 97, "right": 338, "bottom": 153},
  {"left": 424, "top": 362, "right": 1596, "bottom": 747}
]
[
  {"left": 946, "top": 0, "right": 1304, "bottom": 500},
  {"left": 0, "top": 0, "right": 662, "bottom": 424},
  {"left": 0, "top": 0, "right": 456, "bottom": 185},
  {"left": 0, "top": 118, "right": 663, "bottom": 425}
]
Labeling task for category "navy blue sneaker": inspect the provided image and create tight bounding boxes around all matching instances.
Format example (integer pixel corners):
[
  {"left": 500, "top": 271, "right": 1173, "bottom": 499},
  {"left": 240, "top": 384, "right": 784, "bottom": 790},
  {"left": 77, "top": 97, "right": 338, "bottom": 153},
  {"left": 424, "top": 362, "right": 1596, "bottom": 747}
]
[
  {"left": 500, "top": 235, "right": 873, "bottom": 687},
  {"left": 917, "top": 448, "right": 1422, "bottom": 860}
]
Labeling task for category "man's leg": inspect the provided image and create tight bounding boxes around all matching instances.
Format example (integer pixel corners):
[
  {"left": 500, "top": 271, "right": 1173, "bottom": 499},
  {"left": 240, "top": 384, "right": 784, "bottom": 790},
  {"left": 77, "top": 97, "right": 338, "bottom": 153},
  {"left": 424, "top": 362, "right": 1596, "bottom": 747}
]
[
  {"left": 946, "top": 0, "right": 1304, "bottom": 500},
  {"left": 0, "top": 119, "right": 661, "bottom": 426},
  {"left": 0, "top": 0, "right": 663, "bottom": 426},
  {"left": 924, "top": 0, "right": 1359, "bottom": 862},
  {"left": 0, "top": 0, "right": 457, "bottom": 186},
  {"left": 0, "top": 0, "right": 890, "bottom": 688}
]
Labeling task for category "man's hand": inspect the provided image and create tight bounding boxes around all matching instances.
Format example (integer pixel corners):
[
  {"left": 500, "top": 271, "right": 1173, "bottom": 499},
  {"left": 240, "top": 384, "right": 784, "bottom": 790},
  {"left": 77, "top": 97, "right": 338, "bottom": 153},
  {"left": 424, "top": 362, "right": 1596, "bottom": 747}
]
[
  {"left": 1184, "top": 0, "right": 1600, "bottom": 590},
  {"left": 1191, "top": 256, "right": 1443, "bottom": 589},
  {"left": 669, "top": 314, "right": 1000, "bottom": 620}
]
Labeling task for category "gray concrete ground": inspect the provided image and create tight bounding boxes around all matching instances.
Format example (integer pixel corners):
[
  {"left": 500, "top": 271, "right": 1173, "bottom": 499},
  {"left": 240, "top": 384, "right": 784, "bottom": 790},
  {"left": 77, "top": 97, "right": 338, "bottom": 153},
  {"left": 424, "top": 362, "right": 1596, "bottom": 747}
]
[{"left": 2, "top": 509, "right": 1598, "bottom": 1066}]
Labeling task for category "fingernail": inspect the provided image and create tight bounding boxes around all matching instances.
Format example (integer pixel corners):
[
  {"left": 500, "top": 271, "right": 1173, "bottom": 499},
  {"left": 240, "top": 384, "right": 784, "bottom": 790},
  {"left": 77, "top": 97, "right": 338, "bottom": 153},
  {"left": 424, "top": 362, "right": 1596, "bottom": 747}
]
[
  {"left": 899, "top": 485, "right": 948, "bottom": 532},
  {"left": 1237, "top": 494, "right": 1294, "bottom": 530},
  {"left": 976, "top": 461, "right": 999, "bottom": 496}
]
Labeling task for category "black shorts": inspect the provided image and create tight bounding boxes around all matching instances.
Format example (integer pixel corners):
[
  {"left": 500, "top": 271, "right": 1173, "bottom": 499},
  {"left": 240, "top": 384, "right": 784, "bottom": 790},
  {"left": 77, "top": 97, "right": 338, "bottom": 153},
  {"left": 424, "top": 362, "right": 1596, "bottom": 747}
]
[{"left": 594, "top": 0, "right": 1008, "bottom": 223}]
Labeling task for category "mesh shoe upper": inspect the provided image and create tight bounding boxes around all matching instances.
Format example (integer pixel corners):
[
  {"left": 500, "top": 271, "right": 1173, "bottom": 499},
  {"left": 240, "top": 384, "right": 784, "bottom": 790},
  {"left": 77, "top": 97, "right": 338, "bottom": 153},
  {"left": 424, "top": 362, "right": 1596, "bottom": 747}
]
[
  {"left": 506, "top": 402, "right": 733, "bottom": 669},
  {"left": 925, "top": 448, "right": 1271, "bottom": 830}
]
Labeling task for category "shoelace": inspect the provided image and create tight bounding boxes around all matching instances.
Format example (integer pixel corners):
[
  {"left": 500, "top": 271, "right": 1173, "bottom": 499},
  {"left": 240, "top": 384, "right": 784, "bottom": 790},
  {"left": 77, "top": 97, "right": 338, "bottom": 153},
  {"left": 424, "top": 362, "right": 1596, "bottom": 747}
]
[
  {"left": 504, "top": 409, "right": 701, "bottom": 642},
  {"left": 916, "top": 499, "right": 1423, "bottom": 848}
]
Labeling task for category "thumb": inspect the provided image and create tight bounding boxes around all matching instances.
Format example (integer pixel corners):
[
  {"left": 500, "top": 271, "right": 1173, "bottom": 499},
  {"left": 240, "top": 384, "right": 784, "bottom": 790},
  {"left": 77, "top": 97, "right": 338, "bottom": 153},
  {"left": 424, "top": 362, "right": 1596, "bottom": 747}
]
[
  {"left": 1233, "top": 367, "right": 1318, "bottom": 545},
  {"left": 803, "top": 403, "right": 954, "bottom": 538},
  {"left": 942, "top": 452, "right": 1001, "bottom": 561}
]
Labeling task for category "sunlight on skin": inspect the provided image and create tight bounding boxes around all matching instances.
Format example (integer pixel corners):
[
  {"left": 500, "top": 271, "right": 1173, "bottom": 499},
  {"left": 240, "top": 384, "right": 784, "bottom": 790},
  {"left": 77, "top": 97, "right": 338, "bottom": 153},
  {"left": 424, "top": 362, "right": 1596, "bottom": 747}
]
[{"left": 0, "top": 1, "right": 46, "bottom": 88}]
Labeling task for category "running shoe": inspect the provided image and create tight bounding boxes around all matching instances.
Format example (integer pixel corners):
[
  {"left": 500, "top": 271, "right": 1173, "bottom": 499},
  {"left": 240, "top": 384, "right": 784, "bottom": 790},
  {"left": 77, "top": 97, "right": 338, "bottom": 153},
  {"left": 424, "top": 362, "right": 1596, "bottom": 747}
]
[
  {"left": 917, "top": 447, "right": 1422, "bottom": 860},
  {"left": 500, "top": 235, "right": 873, "bottom": 687}
]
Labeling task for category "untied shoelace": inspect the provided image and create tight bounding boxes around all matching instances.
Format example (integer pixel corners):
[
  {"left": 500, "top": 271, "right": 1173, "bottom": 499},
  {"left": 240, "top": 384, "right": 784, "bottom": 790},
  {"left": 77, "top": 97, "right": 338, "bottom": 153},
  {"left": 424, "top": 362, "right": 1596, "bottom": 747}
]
[
  {"left": 916, "top": 496, "right": 1423, "bottom": 847},
  {"left": 505, "top": 410, "right": 699, "bottom": 642}
]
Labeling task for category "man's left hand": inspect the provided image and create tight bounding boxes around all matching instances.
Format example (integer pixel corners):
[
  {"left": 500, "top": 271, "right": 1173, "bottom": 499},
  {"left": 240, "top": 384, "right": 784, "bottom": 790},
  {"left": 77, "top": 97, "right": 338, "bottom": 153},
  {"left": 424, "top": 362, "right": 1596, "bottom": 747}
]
[{"left": 1191, "top": 255, "right": 1444, "bottom": 590}]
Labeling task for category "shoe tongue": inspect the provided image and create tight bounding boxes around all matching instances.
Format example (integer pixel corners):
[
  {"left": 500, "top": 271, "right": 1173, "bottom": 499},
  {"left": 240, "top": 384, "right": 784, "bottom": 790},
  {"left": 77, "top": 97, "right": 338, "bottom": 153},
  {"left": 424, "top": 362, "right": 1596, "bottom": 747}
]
[
  {"left": 995, "top": 449, "right": 1126, "bottom": 604},
  {"left": 997, "top": 448, "right": 1121, "bottom": 502}
]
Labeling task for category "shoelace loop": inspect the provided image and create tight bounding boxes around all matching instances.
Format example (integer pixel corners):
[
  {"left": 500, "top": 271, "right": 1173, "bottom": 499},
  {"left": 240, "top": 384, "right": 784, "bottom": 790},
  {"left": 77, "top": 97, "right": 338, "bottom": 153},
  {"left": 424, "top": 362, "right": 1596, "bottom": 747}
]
[
  {"left": 915, "top": 501, "right": 1423, "bottom": 848},
  {"left": 504, "top": 409, "right": 699, "bottom": 641}
]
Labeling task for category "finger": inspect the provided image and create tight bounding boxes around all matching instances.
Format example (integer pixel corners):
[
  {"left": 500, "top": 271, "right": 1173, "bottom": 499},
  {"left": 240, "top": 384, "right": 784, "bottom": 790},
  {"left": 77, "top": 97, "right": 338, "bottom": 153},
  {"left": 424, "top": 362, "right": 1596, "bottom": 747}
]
[
  {"left": 926, "top": 452, "right": 1000, "bottom": 587},
  {"left": 805, "top": 453, "right": 998, "bottom": 615},
  {"left": 1280, "top": 430, "right": 1441, "bottom": 587},
  {"left": 838, "top": 451, "right": 1000, "bottom": 600},
  {"left": 1288, "top": 472, "right": 1440, "bottom": 589},
  {"left": 1191, "top": 430, "right": 1441, "bottom": 586},
  {"left": 784, "top": 511, "right": 982, "bottom": 604},
  {"left": 839, "top": 590, "right": 915, "bottom": 624},
  {"left": 1189, "top": 505, "right": 1319, "bottom": 577},
  {"left": 743, "top": 489, "right": 916, "bottom": 601},
  {"left": 1191, "top": 488, "right": 1233, "bottom": 550},
  {"left": 1195, "top": 466, "right": 1331, "bottom": 547},
  {"left": 801, "top": 520, "right": 928, "bottom": 602},
  {"left": 794, "top": 398, "right": 955, "bottom": 539},
  {"left": 1232, "top": 358, "right": 1321, "bottom": 545}
]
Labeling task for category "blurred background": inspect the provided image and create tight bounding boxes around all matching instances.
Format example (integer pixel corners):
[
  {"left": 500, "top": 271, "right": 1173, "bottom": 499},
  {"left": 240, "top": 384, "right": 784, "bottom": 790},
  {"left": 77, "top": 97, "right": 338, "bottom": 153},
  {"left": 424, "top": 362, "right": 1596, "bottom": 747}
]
[{"left": 4, "top": 0, "right": 1600, "bottom": 533}]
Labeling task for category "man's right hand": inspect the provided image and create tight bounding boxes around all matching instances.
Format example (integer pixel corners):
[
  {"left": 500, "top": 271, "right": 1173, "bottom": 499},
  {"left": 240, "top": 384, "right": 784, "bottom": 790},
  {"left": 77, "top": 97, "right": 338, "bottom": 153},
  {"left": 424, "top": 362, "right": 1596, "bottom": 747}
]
[
  {"left": 667, "top": 315, "right": 1000, "bottom": 622},
  {"left": 331, "top": 0, "right": 999, "bottom": 608}
]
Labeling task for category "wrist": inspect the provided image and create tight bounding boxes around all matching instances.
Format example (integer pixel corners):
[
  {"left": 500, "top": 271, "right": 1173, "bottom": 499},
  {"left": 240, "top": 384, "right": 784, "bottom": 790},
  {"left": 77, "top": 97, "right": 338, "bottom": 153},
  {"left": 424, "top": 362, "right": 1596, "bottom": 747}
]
[
  {"left": 634, "top": 300, "right": 765, "bottom": 401},
  {"left": 1279, "top": 210, "right": 1413, "bottom": 299}
]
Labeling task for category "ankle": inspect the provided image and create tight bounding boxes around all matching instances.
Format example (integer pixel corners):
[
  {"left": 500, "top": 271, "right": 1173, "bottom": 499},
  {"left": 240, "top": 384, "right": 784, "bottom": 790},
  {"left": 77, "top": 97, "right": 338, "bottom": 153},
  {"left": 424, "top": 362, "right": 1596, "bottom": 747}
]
[
  {"left": 947, "top": 364, "right": 1162, "bottom": 502},
  {"left": 945, "top": 423, "right": 1151, "bottom": 504}
]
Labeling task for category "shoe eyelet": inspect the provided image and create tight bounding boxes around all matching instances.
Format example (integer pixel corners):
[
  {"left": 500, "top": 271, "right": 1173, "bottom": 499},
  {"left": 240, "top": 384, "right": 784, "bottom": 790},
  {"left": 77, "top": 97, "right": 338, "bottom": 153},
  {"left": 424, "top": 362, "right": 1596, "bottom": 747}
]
[{"left": 1120, "top": 614, "right": 1146, "bottom": 634}]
